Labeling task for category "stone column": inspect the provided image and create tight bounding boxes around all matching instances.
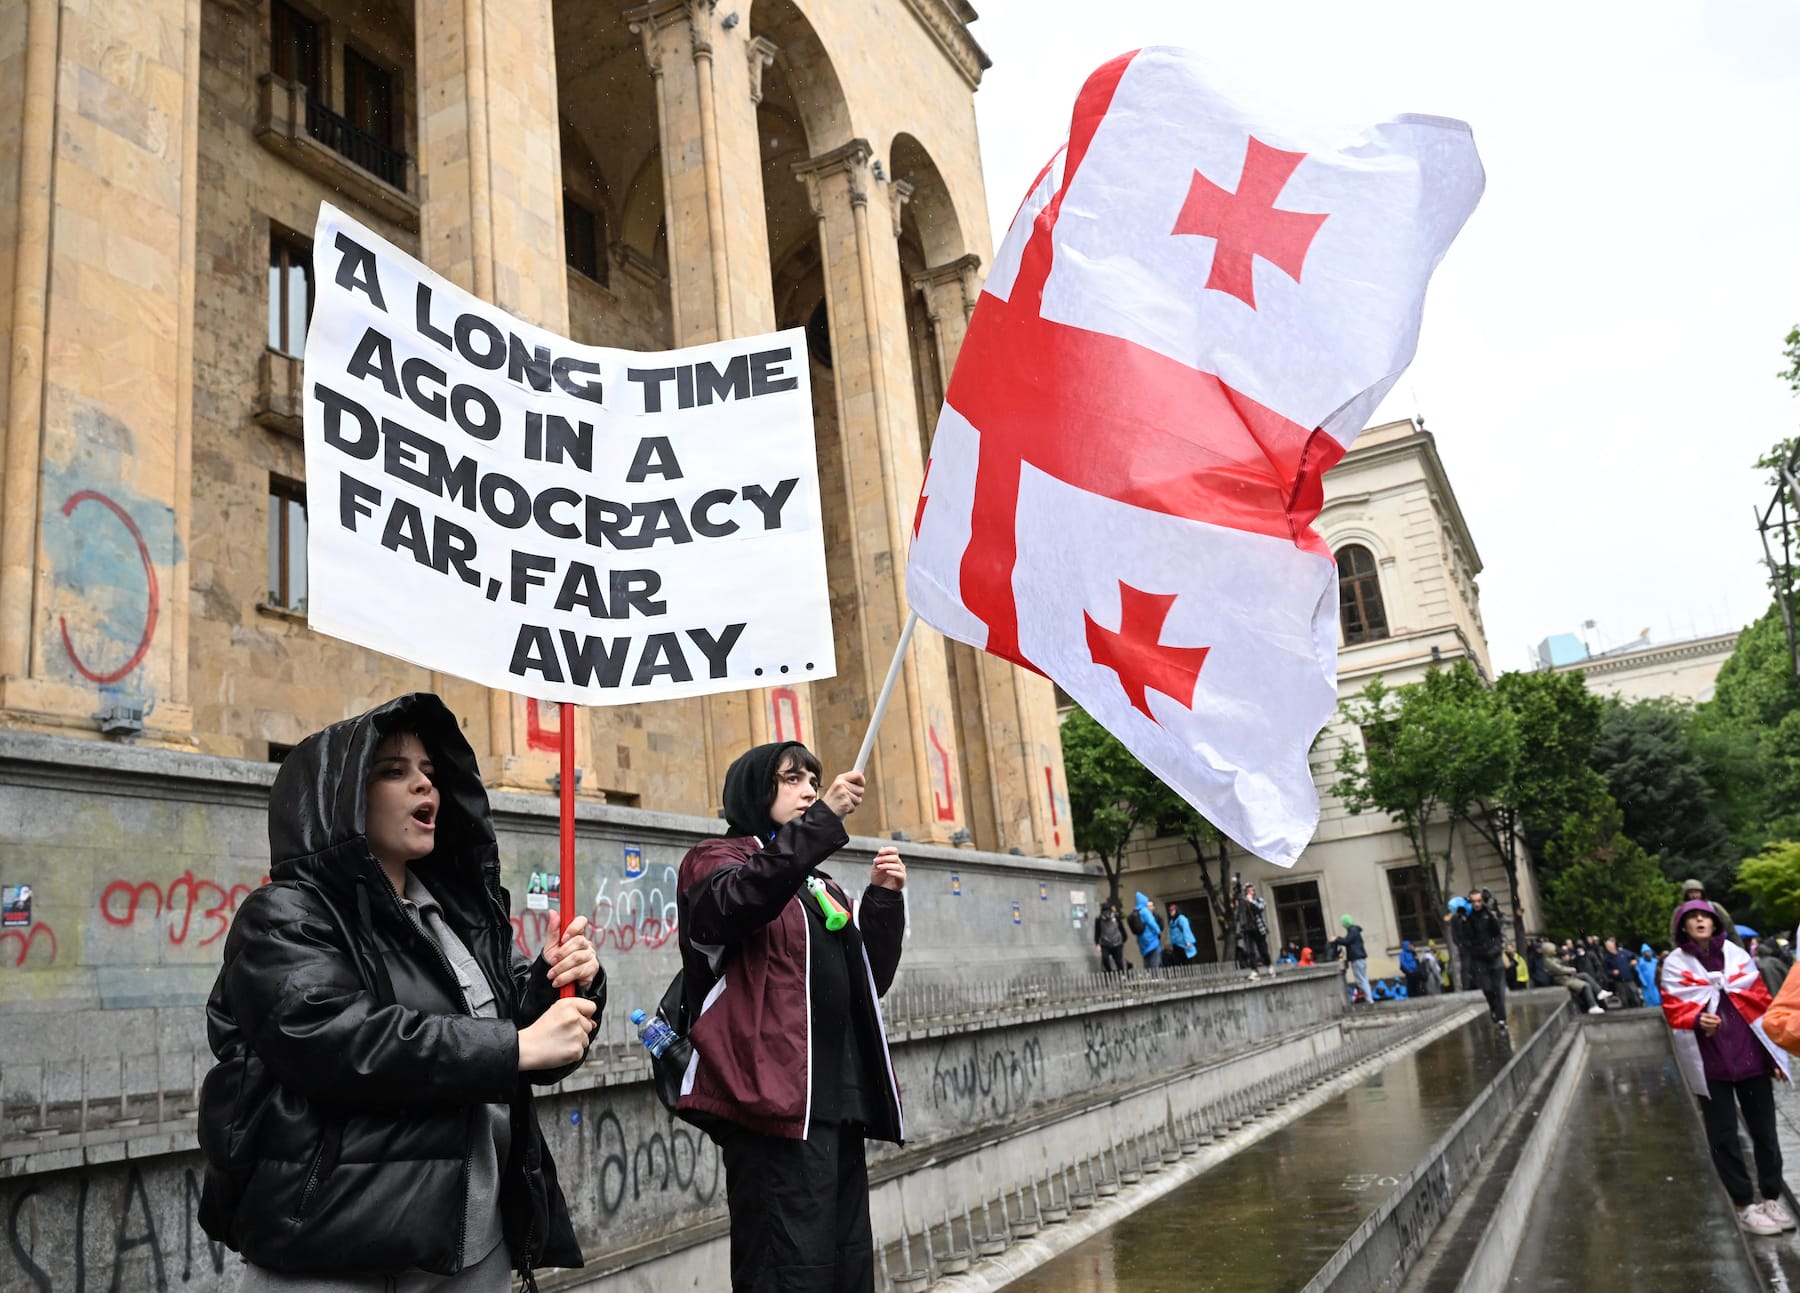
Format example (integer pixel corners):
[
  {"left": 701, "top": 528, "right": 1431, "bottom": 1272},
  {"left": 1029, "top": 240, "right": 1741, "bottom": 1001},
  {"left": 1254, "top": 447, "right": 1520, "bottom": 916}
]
[
  {"left": 416, "top": 0, "right": 583, "bottom": 789},
  {"left": 0, "top": 0, "right": 201, "bottom": 745},
  {"left": 794, "top": 141, "right": 966, "bottom": 844},
  {"left": 628, "top": 0, "right": 815, "bottom": 807},
  {"left": 913, "top": 255, "right": 1071, "bottom": 856}
]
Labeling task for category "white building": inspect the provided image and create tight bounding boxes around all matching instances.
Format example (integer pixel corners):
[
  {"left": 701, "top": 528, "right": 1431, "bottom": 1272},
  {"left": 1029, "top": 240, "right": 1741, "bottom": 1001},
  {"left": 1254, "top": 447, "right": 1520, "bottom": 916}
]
[
  {"left": 1101, "top": 419, "right": 1538, "bottom": 978},
  {"left": 1552, "top": 631, "right": 1740, "bottom": 704}
]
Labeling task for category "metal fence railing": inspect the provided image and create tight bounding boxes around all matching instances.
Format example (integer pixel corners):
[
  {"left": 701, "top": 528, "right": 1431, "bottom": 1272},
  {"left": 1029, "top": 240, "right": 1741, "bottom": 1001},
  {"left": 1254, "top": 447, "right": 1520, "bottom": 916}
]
[{"left": 0, "top": 964, "right": 1334, "bottom": 1143}]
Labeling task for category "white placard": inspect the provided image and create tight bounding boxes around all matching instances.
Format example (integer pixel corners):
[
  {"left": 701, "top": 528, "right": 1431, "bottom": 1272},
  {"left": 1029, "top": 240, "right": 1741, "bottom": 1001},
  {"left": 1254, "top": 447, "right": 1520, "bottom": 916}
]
[{"left": 302, "top": 204, "right": 834, "bottom": 704}]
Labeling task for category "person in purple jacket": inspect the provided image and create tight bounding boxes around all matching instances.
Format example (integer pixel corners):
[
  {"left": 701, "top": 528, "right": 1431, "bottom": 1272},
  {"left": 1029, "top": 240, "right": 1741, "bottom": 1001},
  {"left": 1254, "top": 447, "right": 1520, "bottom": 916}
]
[{"left": 676, "top": 742, "right": 907, "bottom": 1292}]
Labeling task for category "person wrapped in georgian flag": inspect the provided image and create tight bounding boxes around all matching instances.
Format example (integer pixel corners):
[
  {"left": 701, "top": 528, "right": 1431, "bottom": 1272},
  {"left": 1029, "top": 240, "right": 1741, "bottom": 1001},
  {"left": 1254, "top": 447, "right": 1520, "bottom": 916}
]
[{"left": 1661, "top": 899, "right": 1795, "bottom": 1235}]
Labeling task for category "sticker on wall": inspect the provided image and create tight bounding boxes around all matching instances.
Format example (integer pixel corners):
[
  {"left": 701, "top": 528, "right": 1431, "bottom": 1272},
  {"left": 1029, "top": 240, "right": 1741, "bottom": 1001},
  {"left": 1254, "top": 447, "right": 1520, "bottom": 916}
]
[
  {"left": 568, "top": 1109, "right": 582, "bottom": 1128},
  {"left": 1039, "top": 881, "right": 1049, "bottom": 902},
  {"left": 525, "top": 873, "right": 549, "bottom": 911},
  {"left": 2, "top": 884, "right": 32, "bottom": 928},
  {"left": 624, "top": 844, "right": 644, "bottom": 879},
  {"left": 1012, "top": 901, "right": 1022, "bottom": 926},
  {"left": 951, "top": 873, "right": 962, "bottom": 897}
]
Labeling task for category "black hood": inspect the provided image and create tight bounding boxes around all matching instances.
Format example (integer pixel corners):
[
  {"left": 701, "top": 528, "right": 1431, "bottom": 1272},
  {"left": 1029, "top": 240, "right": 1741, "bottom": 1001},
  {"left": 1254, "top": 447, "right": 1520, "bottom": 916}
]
[
  {"left": 268, "top": 693, "right": 498, "bottom": 895},
  {"left": 721, "top": 741, "right": 809, "bottom": 839}
]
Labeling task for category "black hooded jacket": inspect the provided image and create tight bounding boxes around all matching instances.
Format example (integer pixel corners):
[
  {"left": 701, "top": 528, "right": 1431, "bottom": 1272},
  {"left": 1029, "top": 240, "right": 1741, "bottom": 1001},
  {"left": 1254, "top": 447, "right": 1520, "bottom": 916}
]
[{"left": 197, "top": 694, "right": 600, "bottom": 1279}]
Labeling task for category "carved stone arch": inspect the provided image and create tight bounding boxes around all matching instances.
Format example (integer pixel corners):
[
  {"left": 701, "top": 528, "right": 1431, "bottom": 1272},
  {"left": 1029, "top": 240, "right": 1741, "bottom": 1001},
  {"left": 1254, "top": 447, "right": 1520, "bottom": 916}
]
[
  {"left": 889, "top": 133, "right": 967, "bottom": 267},
  {"left": 749, "top": 0, "right": 855, "bottom": 153}
]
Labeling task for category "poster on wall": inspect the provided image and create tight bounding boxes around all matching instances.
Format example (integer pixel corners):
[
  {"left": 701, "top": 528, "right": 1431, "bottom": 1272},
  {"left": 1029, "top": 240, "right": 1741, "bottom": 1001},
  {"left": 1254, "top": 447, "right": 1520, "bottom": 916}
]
[
  {"left": 624, "top": 844, "right": 644, "bottom": 879},
  {"left": 2, "top": 884, "right": 30, "bottom": 928}
]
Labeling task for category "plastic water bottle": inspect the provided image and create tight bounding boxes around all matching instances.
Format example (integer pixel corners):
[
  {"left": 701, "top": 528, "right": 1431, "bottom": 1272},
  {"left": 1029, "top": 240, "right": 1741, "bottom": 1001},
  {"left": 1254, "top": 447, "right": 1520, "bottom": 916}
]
[{"left": 629, "top": 1008, "right": 677, "bottom": 1059}]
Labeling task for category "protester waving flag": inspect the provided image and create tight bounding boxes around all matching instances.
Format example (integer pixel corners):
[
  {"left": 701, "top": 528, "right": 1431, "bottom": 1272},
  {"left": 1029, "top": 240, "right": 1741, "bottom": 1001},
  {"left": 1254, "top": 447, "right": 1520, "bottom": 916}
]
[{"left": 906, "top": 48, "right": 1484, "bottom": 864}]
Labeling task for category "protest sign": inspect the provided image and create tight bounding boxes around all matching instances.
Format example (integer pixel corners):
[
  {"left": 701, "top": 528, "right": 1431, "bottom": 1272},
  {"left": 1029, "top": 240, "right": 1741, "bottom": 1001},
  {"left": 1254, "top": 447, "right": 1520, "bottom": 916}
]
[{"left": 302, "top": 203, "right": 834, "bottom": 704}]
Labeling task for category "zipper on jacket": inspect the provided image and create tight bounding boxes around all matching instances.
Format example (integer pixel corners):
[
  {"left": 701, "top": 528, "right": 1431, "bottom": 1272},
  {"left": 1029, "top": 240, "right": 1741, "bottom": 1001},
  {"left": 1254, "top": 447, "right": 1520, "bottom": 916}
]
[{"left": 294, "top": 1136, "right": 329, "bottom": 1219}]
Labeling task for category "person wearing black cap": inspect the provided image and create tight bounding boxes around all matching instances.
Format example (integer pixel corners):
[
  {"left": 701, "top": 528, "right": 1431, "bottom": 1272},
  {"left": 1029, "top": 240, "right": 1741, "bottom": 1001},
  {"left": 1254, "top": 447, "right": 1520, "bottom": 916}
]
[{"left": 676, "top": 743, "right": 907, "bottom": 1292}]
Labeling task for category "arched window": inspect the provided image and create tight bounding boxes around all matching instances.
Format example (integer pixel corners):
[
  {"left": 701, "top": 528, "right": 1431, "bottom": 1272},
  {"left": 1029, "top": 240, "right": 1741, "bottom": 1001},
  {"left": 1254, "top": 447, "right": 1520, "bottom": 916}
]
[{"left": 1337, "top": 545, "right": 1389, "bottom": 644}]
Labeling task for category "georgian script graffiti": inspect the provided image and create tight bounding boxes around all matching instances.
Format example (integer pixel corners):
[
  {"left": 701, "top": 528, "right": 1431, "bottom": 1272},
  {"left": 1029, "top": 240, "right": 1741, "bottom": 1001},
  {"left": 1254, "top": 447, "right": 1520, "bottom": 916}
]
[
  {"left": 98, "top": 873, "right": 264, "bottom": 948},
  {"left": 929, "top": 1035, "right": 1045, "bottom": 1120},
  {"left": 0, "top": 922, "right": 58, "bottom": 968},
  {"left": 593, "top": 1106, "right": 722, "bottom": 1220},
  {"left": 513, "top": 865, "right": 679, "bottom": 958}
]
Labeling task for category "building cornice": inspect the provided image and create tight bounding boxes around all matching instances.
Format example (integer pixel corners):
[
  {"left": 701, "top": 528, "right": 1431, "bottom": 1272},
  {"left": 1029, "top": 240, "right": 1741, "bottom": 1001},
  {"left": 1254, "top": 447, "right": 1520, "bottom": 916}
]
[
  {"left": 1556, "top": 631, "right": 1740, "bottom": 678},
  {"left": 1329, "top": 424, "right": 1484, "bottom": 576},
  {"left": 901, "top": 0, "right": 992, "bottom": 89}
]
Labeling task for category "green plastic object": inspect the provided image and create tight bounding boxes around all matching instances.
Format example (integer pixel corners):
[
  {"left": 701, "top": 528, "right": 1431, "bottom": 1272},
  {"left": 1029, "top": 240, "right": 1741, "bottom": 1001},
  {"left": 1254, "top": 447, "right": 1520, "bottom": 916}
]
[{"left": 805, "top": 876, "right": 849, "bottom": 932}]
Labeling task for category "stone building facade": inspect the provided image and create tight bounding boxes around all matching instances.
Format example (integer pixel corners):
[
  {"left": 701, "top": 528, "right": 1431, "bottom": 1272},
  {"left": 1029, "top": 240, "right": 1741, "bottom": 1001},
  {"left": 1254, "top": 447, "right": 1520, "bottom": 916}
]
[
  {"left": 1553, "top": 630, "right": 1739, "bottom": 704},
  {"left": 1110, "top": 419, "right": 1542, "bottom": 979},
  {"left": 0, "top": 0, "right": 1070, "bottom": 854}
]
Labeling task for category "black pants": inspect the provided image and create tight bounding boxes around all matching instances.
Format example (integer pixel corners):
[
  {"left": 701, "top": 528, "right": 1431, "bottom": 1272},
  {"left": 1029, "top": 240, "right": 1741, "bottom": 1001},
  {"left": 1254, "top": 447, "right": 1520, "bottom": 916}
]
[
  {"left": 1242, "top": 931, "right": 1269, "bottom": 968},
  {"left": 1100, "top": 945, "right": 1125, "bottom": 974},
  {"left": 1702, "top": 1074, "right": 1787, "bottom": 1208},
  {"left": 1472, "top": 957, "right": 1506, "bottom": 1022},
  {"left": 722, "top": 1121, "right": 873, "bottom": 1293}
]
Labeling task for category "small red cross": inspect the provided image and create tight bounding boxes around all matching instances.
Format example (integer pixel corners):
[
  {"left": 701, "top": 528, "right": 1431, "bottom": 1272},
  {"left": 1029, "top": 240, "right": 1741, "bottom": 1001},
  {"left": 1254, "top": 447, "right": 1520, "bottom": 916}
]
[
  {"left": 1083, "top": 581, "right": 1210, "bottom": 721},
  {"left": 1173, "top": 136, "right": 1328, "bottom": 310}
]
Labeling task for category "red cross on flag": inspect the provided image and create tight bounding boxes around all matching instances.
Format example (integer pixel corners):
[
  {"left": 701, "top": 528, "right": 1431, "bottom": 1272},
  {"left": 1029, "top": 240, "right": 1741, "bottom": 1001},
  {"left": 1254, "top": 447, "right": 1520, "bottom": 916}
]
[{"left": 906, "top": 48, "right": 1483, "bottom": 865}]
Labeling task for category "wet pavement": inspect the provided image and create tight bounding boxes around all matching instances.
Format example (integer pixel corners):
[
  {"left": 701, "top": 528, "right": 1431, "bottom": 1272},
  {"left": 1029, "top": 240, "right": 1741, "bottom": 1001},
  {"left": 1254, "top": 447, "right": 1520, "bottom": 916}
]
[
  {"left": 1005, "top": 1001, "right": 1547, "bottom": 1293},
  {"left": 1752, "top": 1073, "right": 1800, "bottom": 1288},
  {"left": 1506, "top": 1024, "right": 1757, "bottom": 1291}
]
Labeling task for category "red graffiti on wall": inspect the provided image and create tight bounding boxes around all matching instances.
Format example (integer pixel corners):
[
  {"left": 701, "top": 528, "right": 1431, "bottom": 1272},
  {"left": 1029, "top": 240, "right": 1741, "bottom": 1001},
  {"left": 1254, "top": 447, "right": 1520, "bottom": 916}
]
[
  {"left": 770, "top": 687, "right": 803, "bottom": 743},
  {"left": 510, "top": 867, "right": 680, "bottom": 959},
  {"left": 0, "top": 922, "right": 57, "bottom": 967},
  {"left": 928, "top": 726, "right": 956, "bottom": 822},
  {"left": 58, "top": 490, "right": 160, "bottom": 684},
  {"left": 525, "top": 698, "right": 560, "bottom": 753},
  {"left": 99, "top": 872, "right": 266, "bottom": 948}
]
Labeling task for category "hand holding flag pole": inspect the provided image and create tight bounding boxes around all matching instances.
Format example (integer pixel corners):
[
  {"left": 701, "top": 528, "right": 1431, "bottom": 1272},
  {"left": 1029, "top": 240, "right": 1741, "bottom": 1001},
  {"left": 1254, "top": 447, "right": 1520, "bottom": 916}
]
[{"left": 852, "top": 610, "right": 919, "bottom": 775}]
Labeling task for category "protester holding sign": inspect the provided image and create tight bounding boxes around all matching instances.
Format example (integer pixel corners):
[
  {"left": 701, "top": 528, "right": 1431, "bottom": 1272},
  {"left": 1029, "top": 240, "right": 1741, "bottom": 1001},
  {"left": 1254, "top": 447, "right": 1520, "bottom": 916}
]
[
  {"left": 198, "top": 694, "right": 604, "bottom": 1289},
  {"left": 675, "top": 741, "right": 906, "bottom": 1292}
]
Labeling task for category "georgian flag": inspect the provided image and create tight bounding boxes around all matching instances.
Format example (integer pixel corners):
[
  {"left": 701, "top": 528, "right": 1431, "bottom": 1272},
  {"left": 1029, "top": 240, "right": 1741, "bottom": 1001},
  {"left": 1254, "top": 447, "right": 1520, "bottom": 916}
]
[{"left": 906, "top": 48, "right": 1484, "bottom": 864}]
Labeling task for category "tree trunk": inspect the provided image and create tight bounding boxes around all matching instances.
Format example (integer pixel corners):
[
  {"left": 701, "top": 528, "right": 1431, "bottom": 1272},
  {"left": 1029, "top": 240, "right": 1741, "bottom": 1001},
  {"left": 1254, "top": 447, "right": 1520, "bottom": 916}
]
[
  {"left": 1188, "top": 834, "right": 1238, "bottom": 965},
  {"left": 1500, "top": 809, "right": 1528, "bottom": 950}
]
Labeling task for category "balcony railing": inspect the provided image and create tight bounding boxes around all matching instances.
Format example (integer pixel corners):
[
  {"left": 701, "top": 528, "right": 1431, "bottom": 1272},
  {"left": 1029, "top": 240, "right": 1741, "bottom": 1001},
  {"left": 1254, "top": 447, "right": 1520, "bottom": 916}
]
[
  {"left": 304, "top": 98, "right": 407, "bottom": 191},
  {"left": 255, "top": 74, "right": 419, "bottom": 231}
]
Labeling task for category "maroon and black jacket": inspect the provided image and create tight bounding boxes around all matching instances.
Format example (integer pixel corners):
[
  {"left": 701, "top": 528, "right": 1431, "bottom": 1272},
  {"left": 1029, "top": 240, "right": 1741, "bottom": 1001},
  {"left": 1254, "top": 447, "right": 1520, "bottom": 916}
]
[{"left": 674, "top": 747, "right": 905, "bottom": 1143}]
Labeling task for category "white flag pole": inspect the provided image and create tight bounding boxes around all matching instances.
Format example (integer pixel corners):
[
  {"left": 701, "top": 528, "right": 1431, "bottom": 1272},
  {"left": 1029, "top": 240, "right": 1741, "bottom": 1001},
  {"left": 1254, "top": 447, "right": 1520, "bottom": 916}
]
[{"left": 853, "top": 611, "right": 919, "bottom": 774}]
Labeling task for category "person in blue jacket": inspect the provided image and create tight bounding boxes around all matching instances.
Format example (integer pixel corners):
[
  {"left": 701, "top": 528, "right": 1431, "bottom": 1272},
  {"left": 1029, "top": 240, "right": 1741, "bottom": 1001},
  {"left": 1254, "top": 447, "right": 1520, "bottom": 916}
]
[
  {"left": 1133, "top": 892, "right": 1164, "bottom": 971},
  {"left": 1399, "top": 939, "right": 1422, "bottom": 998},
  {"left": 1166, "top": 902, "right": 1199, "bottom": 965},
  {"left": 1636, "top": 943, "right": 1662, "bottom": 1007}
]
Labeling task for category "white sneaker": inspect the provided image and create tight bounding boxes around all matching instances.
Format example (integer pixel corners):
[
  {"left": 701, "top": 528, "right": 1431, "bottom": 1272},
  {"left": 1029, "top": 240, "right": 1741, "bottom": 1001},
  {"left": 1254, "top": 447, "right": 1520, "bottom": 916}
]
[
  {"left": 1587, "top": 1006, "right": 1605, "bottom": 1015},
  {"left": 1740, "top": 1204, "right": 1785, "bottom": 1236},
  {"left": 1759, "top": 1200, "right": 1797, "bottom": 1232}
]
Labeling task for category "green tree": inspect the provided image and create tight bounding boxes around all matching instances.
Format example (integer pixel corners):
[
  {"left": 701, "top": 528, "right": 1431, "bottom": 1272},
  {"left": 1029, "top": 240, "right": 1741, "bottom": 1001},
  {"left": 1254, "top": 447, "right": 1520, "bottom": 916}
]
[
  {"left": 1696, "top": 604, "right": 1800, "bottom": 854},
  {"left": 1590, "top": 697, "right": 1733, "bottom": 891},
  {"left": 1735, "top": 841, "right": 1800, "bottom": 936},
  {"left": 1062, "top": 706, "right": 1161, "bottom": 906},
  {"left": 1781, "top": 326, "right": 1800, "bottom": 395},
  {"left": 1539, "top": 803, "right": 1681, "bottom": 948},
  {"left": 1334, "top": 663, "right": 1515, "bottom": 982},
  {"left": 1456, "top": 669, "right": 1606, "bottom": 947}
]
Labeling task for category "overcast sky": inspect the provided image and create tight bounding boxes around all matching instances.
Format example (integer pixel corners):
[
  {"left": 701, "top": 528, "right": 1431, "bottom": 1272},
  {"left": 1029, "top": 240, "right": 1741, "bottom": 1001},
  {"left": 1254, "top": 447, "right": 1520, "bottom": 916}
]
[{"left": 967, "top": 1, "right": 1800, "bottom": 673}]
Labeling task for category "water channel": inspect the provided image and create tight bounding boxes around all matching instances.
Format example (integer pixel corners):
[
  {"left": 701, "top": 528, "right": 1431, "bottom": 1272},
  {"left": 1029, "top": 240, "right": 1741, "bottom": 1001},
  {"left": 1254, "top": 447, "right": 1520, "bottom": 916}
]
[{"left": 1007, "top": 1003, "right": 1551, "bottom": 1293}]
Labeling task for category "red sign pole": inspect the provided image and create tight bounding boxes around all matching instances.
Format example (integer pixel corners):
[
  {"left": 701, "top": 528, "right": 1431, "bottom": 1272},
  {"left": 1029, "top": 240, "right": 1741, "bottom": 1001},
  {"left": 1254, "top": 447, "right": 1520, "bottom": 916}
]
[{"left": 558, "top": 701, "right": 577, "bottom": 999}]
